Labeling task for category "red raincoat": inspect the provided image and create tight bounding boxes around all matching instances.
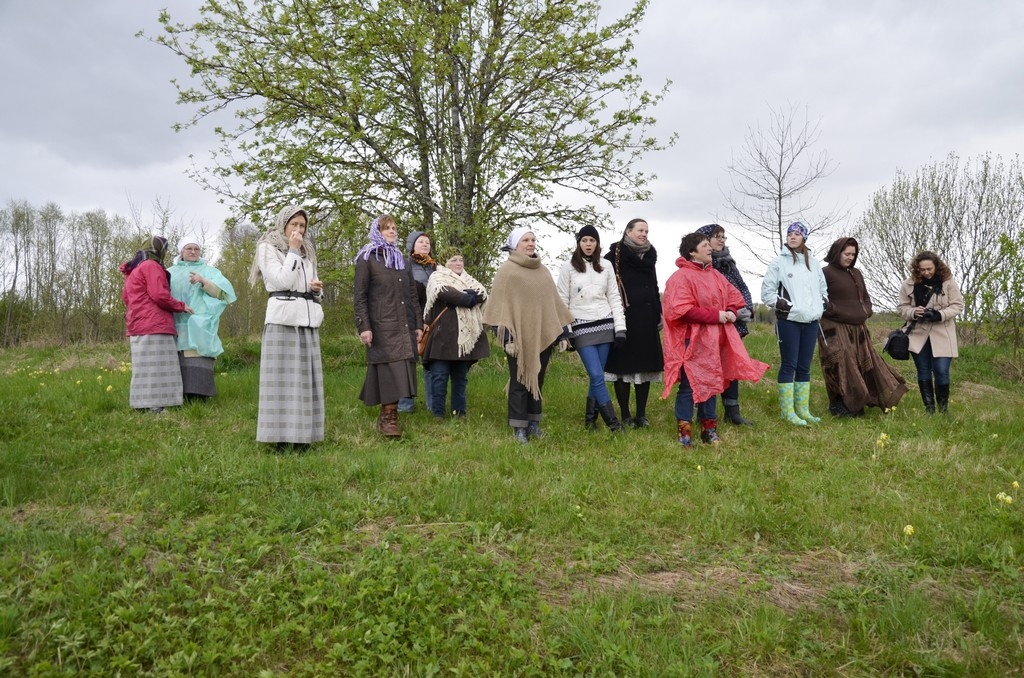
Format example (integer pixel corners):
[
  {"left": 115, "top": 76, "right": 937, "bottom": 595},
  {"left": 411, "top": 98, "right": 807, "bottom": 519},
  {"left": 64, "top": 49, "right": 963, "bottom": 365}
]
[
  {"left": 121, "top": 259, "right": 186, "bottom": 336},
  {"left": 661, "top": 257, "right": 770, "bottom": 402}
]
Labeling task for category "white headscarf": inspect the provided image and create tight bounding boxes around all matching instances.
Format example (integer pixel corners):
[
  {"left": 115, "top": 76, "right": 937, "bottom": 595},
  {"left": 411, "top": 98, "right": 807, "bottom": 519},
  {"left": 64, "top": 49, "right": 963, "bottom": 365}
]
[
  {"left": 174, "top": 234, "right": 202, "bottom": 264},
  {"left": 502, "top": 226, "right": 533, "bottom": 252}
]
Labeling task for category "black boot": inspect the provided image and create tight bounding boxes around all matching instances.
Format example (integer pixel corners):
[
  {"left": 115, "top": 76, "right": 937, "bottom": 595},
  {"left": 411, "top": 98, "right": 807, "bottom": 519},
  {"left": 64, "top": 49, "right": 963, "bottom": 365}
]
[
  {"left": 918, "top": 380, "right": 935, "bottom": 415},
  {"left": 724, "top": 403, "right": 754, "bottom": 426},
  {"left": 597, "top": 401, "right": 623, "bottom": 432},
  {"left": 585, "top": 397, "right": 598, "bottom": 431},
  {"left": 935, "top": 383, "right": 949, "bottom": 413}
]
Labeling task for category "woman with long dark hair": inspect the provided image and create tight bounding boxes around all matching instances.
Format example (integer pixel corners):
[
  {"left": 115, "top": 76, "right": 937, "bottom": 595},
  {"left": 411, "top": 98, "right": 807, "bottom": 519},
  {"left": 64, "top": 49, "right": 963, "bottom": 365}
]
[
  {"left": 557, "top": 225, "right": 626, "bottom": 431},
  {"left": 603, "top": 218, "right": 664, "bottom": 428},
  {"left": 896, "top": 251, "right": 964, "bottom": 414},
  {"left": 818, "top": 237, "right": 907, "bottom": 417}
]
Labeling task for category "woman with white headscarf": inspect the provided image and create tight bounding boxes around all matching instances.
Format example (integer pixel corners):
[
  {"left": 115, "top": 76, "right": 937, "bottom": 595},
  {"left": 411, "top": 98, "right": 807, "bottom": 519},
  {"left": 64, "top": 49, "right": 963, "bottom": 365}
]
[
  {"left": 169, "top": 235, "right": 237, "bottom": 399},
  {"left": 120, "top": 236, "right": 193, "bottom": 413},
  {"left": 248, "top": 206, "right": 324, "bottom": 450},
  {"left": 482, "top": 226, "right": 574, "bottom": 444}
]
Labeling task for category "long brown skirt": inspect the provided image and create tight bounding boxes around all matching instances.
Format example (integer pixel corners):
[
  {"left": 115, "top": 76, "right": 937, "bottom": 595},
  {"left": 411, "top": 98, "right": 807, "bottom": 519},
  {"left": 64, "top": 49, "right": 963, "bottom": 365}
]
[
  {"left": 818, "top": 319, "right": 908, "bottom": 412},
  {"left": 359, "top": 360, "right": 416, "bottom": 406}
]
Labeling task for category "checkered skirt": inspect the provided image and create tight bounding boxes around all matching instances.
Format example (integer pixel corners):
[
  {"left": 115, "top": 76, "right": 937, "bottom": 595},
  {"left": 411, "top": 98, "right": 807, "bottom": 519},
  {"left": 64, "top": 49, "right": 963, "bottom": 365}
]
[
  {"left": 256, "top": 324, "right": 325, "bottom": 443},
  {"left": 129, "top": 334, "right": 184, "bottom": 409}
]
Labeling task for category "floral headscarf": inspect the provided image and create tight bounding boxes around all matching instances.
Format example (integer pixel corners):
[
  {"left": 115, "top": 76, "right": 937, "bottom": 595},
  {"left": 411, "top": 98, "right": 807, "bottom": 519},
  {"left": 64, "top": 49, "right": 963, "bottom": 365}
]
[{"left": 354, "top": 215, "right": 405, "bottom": 270}]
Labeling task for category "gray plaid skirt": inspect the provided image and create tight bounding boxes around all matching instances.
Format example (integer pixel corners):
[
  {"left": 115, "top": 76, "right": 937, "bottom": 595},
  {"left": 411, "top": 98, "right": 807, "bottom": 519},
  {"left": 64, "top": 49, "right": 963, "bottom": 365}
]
[
  {"left": 129, "top": 334, "right": 183, "bottom": 409},
  {"left": 256, "top": 324, "right": 324, "bottom": 444}
]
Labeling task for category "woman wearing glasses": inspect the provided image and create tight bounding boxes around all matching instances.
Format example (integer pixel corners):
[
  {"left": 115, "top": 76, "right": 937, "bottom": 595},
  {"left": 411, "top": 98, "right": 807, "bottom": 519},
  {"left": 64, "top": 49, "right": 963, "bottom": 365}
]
[{"left": 696, "top": 224, "right": 756, "bottom": 425}]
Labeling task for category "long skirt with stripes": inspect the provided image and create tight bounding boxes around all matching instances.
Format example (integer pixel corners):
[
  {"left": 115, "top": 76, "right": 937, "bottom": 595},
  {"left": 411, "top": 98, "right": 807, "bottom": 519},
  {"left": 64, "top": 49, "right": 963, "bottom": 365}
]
[
  {"left": 257, "top": 323, "right": 324, "bottom": 444},
  {"left": 129, "top": 334, "right": 184, "bottom": 409},
  {"left": 179, "top": 354, "right": 217, "bottom": 398}
]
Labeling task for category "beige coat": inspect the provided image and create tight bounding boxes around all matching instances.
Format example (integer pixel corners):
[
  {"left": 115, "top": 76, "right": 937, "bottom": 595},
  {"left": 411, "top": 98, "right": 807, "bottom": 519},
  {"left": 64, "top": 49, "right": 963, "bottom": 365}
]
[{"left": 896, "top": 277, "right": 964, "bottom": 358}]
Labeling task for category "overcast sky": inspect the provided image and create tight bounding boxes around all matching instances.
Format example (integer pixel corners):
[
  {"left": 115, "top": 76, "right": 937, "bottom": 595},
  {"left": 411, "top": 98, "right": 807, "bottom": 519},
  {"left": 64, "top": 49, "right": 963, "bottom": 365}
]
[{"left": 2, "top": 0, "right": 1023, "bottom": 286}]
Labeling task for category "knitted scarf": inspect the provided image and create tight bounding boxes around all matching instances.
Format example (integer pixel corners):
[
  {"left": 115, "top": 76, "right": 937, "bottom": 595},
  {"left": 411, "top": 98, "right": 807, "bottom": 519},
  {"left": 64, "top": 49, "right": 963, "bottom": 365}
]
[
  {"left": 482, "top": 252, "right": 574, "bottom": 398},
  {"left": 621, "top": 233, "right": 652, "bottom": 259},
  {"left": 425, "top": 265, "right": 488, "bottom": 357}
]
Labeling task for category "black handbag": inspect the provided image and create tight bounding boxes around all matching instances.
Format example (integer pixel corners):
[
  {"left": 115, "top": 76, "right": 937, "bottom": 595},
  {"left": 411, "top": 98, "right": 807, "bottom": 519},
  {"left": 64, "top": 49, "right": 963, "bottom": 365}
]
[
  {"left": 884, "top": 288, "right": 935, "bottom": 361},
  {"left": 883, "top": 324, "right": 912, "bottom": 360}
]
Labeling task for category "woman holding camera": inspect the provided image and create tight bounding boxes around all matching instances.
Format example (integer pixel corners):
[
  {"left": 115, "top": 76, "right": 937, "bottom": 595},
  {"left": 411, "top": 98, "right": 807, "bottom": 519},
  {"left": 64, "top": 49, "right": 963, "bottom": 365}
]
[{"left": 896, "top": 251, "right": 964, "bottom": 414}]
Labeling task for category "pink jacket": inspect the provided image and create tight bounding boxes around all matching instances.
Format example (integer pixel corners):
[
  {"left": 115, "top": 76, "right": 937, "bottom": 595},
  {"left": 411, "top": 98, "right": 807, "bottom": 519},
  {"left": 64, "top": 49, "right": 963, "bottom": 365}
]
[
  {"left": 121, "top": 259, "right": 186, "bottom": 336},
  {"left": 662, "top": 257, "right": 770, "bottom": 403}
]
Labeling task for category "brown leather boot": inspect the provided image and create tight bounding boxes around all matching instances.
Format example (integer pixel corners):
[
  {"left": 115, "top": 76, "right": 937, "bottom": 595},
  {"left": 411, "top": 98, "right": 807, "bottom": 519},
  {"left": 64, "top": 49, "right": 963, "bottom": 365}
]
[{"left": 380, "top": 403, "right": 401, "bottom": 438}]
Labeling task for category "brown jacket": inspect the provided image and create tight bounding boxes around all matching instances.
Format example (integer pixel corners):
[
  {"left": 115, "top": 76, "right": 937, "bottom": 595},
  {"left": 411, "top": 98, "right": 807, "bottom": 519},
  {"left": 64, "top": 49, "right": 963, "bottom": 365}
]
[
  {"left": 354, "top": 253, "right": 422, "bottom": 364},
  {"left": 896, "top": 276, "right": 964, "bottom": 358}
]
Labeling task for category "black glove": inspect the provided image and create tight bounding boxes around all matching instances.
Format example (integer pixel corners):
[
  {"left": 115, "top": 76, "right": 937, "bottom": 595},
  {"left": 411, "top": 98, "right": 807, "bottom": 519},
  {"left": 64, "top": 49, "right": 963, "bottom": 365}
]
[
  {"left": 614, "top": 330, "right": 626, "bottom": 348},
  {"left": 924, "top": 308, "right": 941, "bottom": 322},
  {"left": 775, "top": 298, "right": 792, "bottom": 312},
  {"left": 461, "top": 290, "right": 479, "bottom": 307}
]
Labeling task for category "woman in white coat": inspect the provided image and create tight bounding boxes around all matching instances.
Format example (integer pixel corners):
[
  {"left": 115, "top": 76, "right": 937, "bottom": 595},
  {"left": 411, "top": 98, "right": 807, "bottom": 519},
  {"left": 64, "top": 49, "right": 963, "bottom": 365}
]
[
  {"left": 248, "top": 205, "right": 325, "bottom": 450},
  {"left": 557, "top": 225, "right": 627, "bottom": 431},
  {"left": 761, "top": 221, "right": 829, "bottom": 426}
]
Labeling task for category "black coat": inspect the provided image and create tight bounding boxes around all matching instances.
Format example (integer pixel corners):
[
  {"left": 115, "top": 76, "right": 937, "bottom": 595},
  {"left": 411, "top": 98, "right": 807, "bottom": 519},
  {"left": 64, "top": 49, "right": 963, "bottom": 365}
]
[
  {"left": 603, "top": 241, "right": 664, "bottom": 374},
  {"left": 354, "top": 253, "right": 422, "bottom": 364}
]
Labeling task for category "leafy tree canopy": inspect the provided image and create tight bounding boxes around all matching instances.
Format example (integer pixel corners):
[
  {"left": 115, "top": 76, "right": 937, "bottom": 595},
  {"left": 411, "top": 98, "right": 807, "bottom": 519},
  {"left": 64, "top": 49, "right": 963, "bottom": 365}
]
[{"left": 149, "top": 0, "right": 673, "bottom": 276}]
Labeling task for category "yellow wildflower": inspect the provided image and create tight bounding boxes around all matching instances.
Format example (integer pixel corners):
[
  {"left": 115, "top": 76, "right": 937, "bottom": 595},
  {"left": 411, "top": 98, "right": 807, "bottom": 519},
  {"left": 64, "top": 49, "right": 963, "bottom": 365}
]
[{"left": 903, "top": 524, "right": 915, "bottom": 537}]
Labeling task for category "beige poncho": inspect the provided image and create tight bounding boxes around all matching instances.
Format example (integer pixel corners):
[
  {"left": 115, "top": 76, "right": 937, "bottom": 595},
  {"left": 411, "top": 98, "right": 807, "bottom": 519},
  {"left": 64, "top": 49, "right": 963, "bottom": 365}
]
[{"left": 482, "top": 252, "right": 574, "bottom": 398}]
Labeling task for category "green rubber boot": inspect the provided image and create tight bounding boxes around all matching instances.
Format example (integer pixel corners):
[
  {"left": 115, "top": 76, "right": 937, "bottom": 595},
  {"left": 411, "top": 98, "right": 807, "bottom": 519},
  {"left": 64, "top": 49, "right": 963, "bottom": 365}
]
[
  {"left": 793, "top": 381, "right": 821, "bottom": 423},
  {"left": 778, "top": 382, "right": 808, "bottom": 426}
]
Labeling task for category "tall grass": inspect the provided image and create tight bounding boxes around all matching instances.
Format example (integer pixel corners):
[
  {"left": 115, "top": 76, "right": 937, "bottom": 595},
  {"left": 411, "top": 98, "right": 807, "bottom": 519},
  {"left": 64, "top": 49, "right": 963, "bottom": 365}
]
[{"left": 1, "top": 322, "right": 1022, "bottom": 675}]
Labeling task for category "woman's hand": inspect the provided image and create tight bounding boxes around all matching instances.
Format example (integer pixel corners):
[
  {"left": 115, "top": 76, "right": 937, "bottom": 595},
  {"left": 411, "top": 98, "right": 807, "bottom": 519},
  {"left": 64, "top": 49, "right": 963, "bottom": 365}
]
[
  {"left": 718, "top": 310, "right": 736, "bottom": 324},
  {"left": 913, "top": 306, "right": 925, "bottom": 319},
  {"left": 415, "top": 328, "right": 424, "bottom": 344},
  {"left": 189, "top": 272, "right": 204, "bottom": 285},
  {"left": 310, "top": 279, "right": 323, "bottom": 293},
  {"left": 359, "top": 330, "right": 373, "bottom": 347},
  {"left": 288, "top": 230, "right": 304, "bottom": 250},
  {"left": 184, "top": 305, "right": 194, "bottom": 314}
]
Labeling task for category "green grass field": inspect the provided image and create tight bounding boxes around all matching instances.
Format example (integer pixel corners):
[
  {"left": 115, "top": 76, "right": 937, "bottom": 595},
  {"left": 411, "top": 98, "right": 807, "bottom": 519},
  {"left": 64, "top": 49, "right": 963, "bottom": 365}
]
[{"left": 2, "top": 322, "right": 1022, "bottom": 675}]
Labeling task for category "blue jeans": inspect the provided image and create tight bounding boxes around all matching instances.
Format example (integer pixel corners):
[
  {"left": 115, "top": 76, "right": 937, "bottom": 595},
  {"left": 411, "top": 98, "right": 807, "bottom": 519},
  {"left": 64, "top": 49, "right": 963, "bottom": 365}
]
[
  {"left": 674, "top": 365, "right": 717, "bottom": 421},
  {"left": 430, "top": 360, "right": 472, "bottom": 417},
  {"left": 775, "top": 318, "right": 819, "bottom": 383},
  {"left": 912, "top": 339, "right": 952, "bottom": 385},
  {"left": 577, "top": 342, "right": 613, "bottom": 405},
  {"left": 399, "top": 364, "right": 434, "bottom": 412}
]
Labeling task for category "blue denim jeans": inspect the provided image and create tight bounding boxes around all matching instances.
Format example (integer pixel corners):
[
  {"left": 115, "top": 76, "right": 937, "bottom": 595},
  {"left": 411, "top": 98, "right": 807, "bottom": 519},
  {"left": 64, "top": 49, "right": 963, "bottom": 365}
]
[
  {"left": 912, "top": 339, "right": 952, "bottom": 385},
  {"left": 775, "top": 318, "right": 819, "bottom": 383},
  {"left": 674, "top": 365, "right": 717, "bottom": 421},
  {"left": 399, "top": 364, "right": 434, "bottom": 412},
  {"left": 576, "top": 342, "right": 613, "bottom": 405},
  {"left": 430, "top": 360, "right": 472, "bottom": 417}
]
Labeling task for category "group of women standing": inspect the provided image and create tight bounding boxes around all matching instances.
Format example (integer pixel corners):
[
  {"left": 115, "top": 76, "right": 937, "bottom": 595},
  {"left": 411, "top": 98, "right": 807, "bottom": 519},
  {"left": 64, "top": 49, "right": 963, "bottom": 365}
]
[
  {"left": 762, "top": 223, "right": 963, "bottom": 425},
  {"left": 122, "top": 206, "right": 965, "bottom": 451},
  {"left": 120, "top": 234, "right": 236, "bottom": 415}
]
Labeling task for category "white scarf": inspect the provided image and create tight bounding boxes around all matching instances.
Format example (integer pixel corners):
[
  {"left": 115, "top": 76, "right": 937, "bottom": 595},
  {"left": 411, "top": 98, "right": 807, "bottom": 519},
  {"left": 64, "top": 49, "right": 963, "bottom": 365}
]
[{"left": 425, "top": 265, "right": 488, "bottom": 357}]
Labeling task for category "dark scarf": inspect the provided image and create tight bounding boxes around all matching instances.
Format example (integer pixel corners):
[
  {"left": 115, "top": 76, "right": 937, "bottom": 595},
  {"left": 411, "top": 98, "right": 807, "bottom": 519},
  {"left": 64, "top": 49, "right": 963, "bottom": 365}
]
[
  {"left": 913, "top": 276, "right": 944, "bottom": 307},
  {"left": 710, "top": 246, "right": 737, "bottom": 274}
]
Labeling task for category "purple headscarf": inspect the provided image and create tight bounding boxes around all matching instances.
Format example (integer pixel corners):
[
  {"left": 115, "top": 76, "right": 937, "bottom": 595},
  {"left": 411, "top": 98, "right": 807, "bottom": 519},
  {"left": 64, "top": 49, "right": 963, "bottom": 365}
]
[{"left": 354, "top": 216, "right": 405, "bottom": 270}]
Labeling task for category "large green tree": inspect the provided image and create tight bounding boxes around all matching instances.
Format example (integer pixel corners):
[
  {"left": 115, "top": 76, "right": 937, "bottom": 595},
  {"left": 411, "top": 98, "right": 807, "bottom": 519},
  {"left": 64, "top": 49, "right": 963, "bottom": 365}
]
[
  {"left": 150, "top": 0, "right": 672, "bottom": 274},
  {"left": 855, "top": 152, "right": 1024, "bottom": 321}
]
